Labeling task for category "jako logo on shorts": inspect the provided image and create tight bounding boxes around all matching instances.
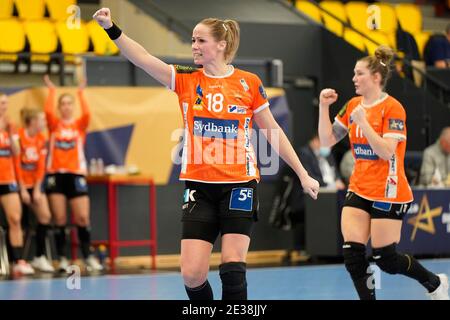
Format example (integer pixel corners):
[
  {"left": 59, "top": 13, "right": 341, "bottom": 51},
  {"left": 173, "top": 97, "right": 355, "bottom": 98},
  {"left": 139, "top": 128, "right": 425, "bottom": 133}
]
[
  {"left": 353, "top": 144, "right": 379, "bottom": 160},
  {"left": 193, "top": 117, "right": 239, "bottom": 139}
]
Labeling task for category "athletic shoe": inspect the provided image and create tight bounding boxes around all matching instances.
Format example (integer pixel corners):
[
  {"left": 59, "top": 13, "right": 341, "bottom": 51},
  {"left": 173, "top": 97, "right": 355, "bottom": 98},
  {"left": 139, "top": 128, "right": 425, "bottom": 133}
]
[{"left": 428, "top": 273, "right": 449, "bottom": 300}]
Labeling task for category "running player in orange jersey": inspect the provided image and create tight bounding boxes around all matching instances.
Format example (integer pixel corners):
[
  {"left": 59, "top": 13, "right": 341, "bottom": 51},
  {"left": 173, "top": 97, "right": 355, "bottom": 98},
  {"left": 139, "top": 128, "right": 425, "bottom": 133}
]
[
  {"left": 15, "top": 108, "right": 54, "bottom": 272},
  {"left": 318, "top": 46, "right": 449, "bottom": 300},
  {"left": 0, "top": 92, "right": 34, "bottom": 275},
  {"left": 43, "top": 76, "right": 103, "bottom": 272},
  {"left": 94, "top": 8, "right": 319, "bottom": 300}
]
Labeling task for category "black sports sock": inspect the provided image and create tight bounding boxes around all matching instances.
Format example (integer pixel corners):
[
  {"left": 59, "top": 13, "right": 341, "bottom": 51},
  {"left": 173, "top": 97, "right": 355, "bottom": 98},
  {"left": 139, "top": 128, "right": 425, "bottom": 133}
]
[
  {"left": 77, "top": 226, "right": 92, "bottom": 259},
  {"left": 11, "top": 246, "right": 24, "bottom": 262},
  {"left": 54, "top": 226, "right": 67, "bottom": 258},
  {"left": 397, "top": 253, "right": 441, "bottom": 292},
  {"left": 35, "top": 224, "right": 49, "bottom": 257}
]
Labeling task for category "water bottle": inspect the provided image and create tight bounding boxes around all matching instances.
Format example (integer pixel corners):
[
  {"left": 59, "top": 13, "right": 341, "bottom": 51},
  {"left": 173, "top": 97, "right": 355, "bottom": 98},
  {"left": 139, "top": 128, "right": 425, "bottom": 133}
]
[
  {"left": 89, "top": 158, "right": 98, "bottom": 175},
  {"left": 97, "top": 158, "right": 104, "bottom": 175}
]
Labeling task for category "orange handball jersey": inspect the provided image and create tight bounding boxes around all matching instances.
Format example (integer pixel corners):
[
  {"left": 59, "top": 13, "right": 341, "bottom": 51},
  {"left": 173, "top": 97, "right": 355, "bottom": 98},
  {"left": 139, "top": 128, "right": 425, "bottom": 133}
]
[
  {"left": 170, "top": 65, "right": 269, "bottom": 183},
  {"left": 335, "top": 95, "right": 413, "bottom": 203},
  {"left": 16, "top": 127, "right": 47, "bottom": 188},
  {"left": 0, "top": 128, "right": 18, "bottom": 185},
  {"left": 45, "top": 88, "right": 89, "bottom": 175}
]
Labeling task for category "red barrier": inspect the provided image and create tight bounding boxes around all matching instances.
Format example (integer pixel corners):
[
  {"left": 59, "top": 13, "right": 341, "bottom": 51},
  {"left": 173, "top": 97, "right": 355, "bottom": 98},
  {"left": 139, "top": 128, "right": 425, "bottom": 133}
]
[{"left": 71, "top": 175, "right": 157, "bottom": 271}]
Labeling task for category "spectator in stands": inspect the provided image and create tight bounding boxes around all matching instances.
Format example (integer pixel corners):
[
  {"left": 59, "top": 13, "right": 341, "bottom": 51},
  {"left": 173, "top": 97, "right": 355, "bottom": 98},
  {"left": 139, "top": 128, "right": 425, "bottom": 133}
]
[
  {"left": 300, "top": 134, "right": 345, "bottom": 191},
  {"left": 93, "top": 8, "right": 319, "bottom": 300},
  {"left": 419, "top": 126, "right": 450, "bottom": 187},
  {"left": 15, "top": 107, "right": 54, "bottom": 272},
  {"left": 0, "top": 92, "right": 34, "bottom": 275},
  {"left": 423, "top": 23, "right": 450, "bottom": 68},
  {"left": 318, "top": 45, "right": 448, "bottom": 300},
  {"left": 339, "top": 149, "right": 355, "bottom": 186},
  {"left": 270, "top": 134, "right": 345, "bottom": 257},
  {"left": 43, "top": 76, "right": 103, "bottom": 273}
]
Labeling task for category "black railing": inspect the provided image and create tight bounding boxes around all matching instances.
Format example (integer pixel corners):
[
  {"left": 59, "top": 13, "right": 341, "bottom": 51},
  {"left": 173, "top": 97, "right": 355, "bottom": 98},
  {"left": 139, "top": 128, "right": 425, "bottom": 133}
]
[
  {"left": 0, "top": 52, "right": 71, "bottom": 86},
  {"left": 282, "top": 0, "right": 449, "bottom": 106}
]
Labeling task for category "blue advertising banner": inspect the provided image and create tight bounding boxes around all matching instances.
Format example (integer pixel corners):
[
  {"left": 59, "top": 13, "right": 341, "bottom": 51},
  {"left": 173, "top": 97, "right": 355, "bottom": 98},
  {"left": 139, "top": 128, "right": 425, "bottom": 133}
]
[
  {"left": 334, "top": 189, "right": 450, "bottom": 256},
  {"left": 398, "top": 189, "right": 450, "bottom": 255}
]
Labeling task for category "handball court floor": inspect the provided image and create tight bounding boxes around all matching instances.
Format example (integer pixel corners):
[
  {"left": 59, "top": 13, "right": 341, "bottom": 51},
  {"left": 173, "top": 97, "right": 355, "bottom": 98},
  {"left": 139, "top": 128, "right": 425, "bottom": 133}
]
[{"left": 0, "top": 258, "right": 449, "bottom": 300}]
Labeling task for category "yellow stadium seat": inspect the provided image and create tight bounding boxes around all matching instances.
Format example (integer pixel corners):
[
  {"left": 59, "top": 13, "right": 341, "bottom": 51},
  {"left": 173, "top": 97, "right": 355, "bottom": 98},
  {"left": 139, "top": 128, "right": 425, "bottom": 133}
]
[
  {"left": 0, "top": 0, "right": 14, "bottom": 19},
  {"left": 376, "top": 3, "right": 397, "bottom": 34},
  {"left": 87, "top": 20, "right": 119, "bottom": 56},
  {"left": 14, "top": 0, "right": 46, "bottom": 20},
  {"left": 0, "top": 19, "right": 26, "bottom": 62},
  {"left": 364, "top": 31, "right": 392, "bottom": 55},
  {"left": 320, "top": 1, "right": 347, "bottom": 36},
  {"left": 23, "top": 20, "right": 58, "bottom": 63},
  {"left": 395, "top": 4, "right": 422, "bottom": 34},
  {"left": 45, "top": 0, "right": 77, "bottom": 21},
  {"left": 295, "top": 1, "right": 322, "bottom": 23},
  {"left": 55, "top": 21, "right": 90, "bottom": 62},
  {"left": 413, "top": 32, "right": 431, "bottom": 59},
  {"left": 343, "top": 28, "right": 366, "bottom": 52},
  {"left": 345, "top": 1, "right": 369, "bottom": 32}
]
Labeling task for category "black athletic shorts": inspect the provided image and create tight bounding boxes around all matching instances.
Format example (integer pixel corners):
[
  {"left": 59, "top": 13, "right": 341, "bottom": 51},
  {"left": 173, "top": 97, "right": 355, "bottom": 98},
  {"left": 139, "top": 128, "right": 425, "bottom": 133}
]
[
  {"left": 343, "top": 191, "right": 411, "bottom": 220},
  {"left": 0, "top": 183, "right": 19, "bottom": 196},
  {"left": 181, "top": 179, "right": 259, "bottom": 244},
  {"left": 24, "top": 185, "right": 45, "bottom": 201},
  {"left": 45, "top": 173, "right": 88, "bottom": 199}
]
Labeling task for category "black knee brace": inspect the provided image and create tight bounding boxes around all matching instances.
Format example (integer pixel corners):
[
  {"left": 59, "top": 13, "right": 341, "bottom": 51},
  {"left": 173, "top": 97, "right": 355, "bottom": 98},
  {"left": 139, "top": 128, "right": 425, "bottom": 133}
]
[
  {"left": 219, "top": 262, "right": 247, "bottom": 300},
  {"left": 343, "top": 242, "right": 375, "bottom": 300},
  {"left": 343, "top": 242, "right": 369, "bottom": 280},
  {"left": 372, "top": 243, "right": 400, "bottom": 274},
  {"left": 185, "top": 280, "right": 214, "bottom": 300}
]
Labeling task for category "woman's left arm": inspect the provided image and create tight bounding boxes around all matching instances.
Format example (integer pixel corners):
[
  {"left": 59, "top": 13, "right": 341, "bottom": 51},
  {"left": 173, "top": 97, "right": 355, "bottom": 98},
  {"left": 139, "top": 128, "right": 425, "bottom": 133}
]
[
  {"left": 253, "top": 108, "right": 320, "bottom": 199},
  {"left": 351, "top": 105, "right": 398, "bottom": 160}
]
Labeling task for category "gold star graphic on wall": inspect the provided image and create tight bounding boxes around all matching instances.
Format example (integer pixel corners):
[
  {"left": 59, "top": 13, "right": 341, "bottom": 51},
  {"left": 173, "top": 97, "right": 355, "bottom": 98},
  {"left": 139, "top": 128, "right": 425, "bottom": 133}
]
[{"left": 407, "top": 195, "right": 442, "bottom": 241}]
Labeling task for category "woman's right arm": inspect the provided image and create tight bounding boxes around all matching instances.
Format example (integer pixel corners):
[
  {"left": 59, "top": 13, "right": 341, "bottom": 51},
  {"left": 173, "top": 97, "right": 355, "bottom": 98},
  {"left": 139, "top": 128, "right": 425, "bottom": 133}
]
[
  {"left": 93, "top": 8, "right": 172, "bottom": 88},
  {"left": 318, "top": 88, "right": 348, "bottom": 148},
  {"left": 43, "top": 75, "right": 58, "bottom": 129}
]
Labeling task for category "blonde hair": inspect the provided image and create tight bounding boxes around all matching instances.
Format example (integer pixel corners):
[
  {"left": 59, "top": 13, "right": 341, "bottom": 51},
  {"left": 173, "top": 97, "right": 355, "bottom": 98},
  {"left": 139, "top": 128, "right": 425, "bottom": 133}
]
[
  {"left": 57, "top": 93, "right": 74, "bottom": 107},
  {"left": 359, "top": 45, "right": 395, "bottom": 88},
  {"left": 198, "top": 18, "right": 240, "bottom": 63},
  {"left": 20, "top": 107, "right": 40, "bottom": 126}
]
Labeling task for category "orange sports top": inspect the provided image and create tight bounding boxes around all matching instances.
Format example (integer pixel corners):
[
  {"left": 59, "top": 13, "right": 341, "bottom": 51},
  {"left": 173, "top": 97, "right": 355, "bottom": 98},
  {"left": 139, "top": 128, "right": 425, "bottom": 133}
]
[
  {"left": 170, "top": 65, "right": 269, "bottom": 183},
  {"left": 15, "top": 127, "right": 47, "bottom": 188},
  {"left": 335, "top": 95, "right": 413, "bottom": 203},
  {"left": 45, "top": 88, "right": 89, "bottom": 175}
]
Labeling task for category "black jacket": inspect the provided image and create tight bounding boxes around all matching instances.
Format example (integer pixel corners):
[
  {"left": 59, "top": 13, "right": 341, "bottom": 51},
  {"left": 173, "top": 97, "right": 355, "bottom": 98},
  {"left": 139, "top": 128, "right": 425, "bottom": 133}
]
[{"left": 269, "top": 145, "right": 340, "bottom": 228}]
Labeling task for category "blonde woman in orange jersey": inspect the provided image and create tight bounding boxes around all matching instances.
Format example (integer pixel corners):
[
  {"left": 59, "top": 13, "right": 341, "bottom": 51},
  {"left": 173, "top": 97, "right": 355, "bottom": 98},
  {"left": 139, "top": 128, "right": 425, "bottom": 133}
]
[
  {"left": 93, "top": 8, "right": 319, "bottom": 300},
  {"left": 15, "top": 108, "right": 54, "bottom": 272},
  {"left": 43, "top": 76, "right": 102, "bottom": 272},
  {"left": 318, "top": 46, "right": 449, "bottom": 300},
  {"left": 0, "top": 93, "right": 34, "bottom": 275}
]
